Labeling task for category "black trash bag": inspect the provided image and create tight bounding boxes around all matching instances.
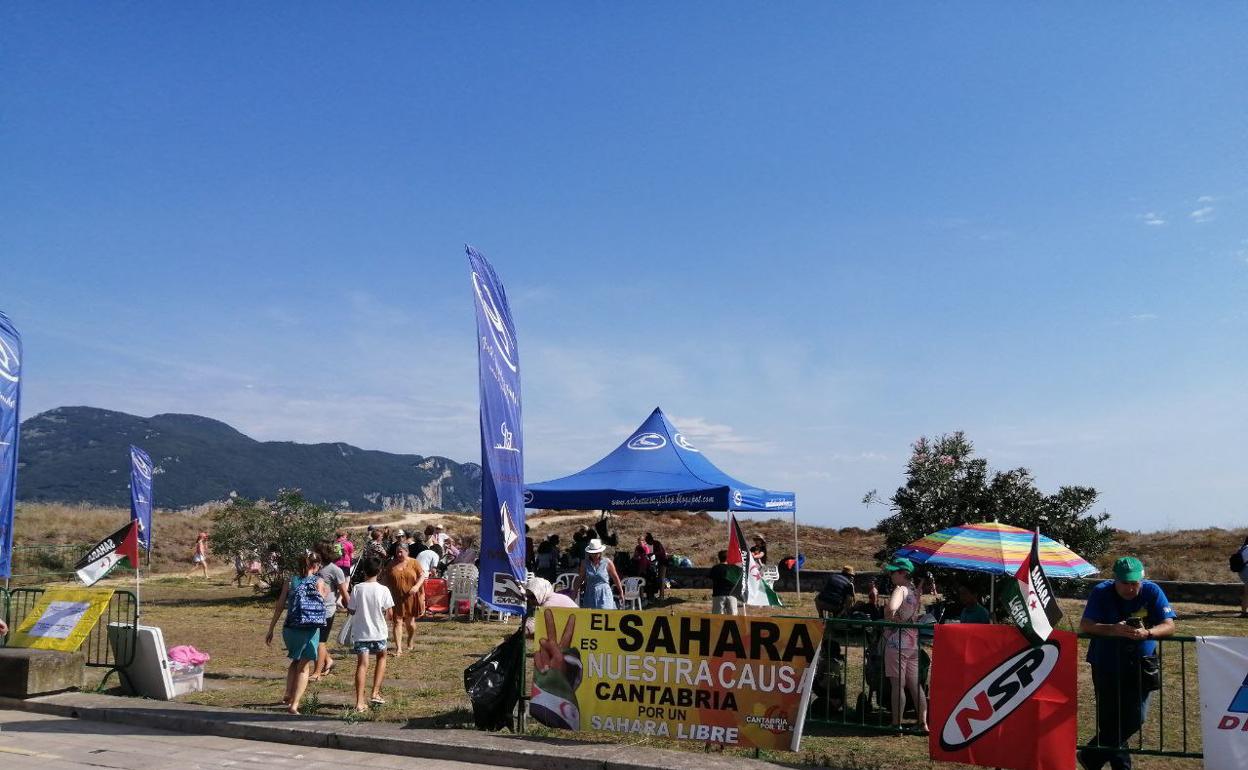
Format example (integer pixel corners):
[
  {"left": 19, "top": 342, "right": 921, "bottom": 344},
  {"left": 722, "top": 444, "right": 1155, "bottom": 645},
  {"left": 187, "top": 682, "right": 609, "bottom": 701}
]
[{"left": 464, "top": 622, "right": 527, "bottom": 731}]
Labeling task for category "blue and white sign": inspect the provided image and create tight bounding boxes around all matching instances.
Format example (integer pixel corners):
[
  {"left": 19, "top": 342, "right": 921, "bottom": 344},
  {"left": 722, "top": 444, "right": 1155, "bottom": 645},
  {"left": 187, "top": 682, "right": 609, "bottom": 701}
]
[
  {"left": 130, "top": 445, "right": 154, "bottom": 552},
  {"left": 0, "top": 311, "right": 22, "bottom": 579},
  {"left": 467, "top": 245, "right": 526, "bottom": 613}
]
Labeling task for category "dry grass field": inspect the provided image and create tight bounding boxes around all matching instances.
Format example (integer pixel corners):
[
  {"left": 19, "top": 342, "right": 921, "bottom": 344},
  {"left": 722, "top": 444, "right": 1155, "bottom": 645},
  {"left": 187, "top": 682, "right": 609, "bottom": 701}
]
[
  {"left": 11, "top": 502, "right": 1247, "bottom": 583},
  {"left": 9, "top": 504, "right": 1245, "bottom": 768},
  {"left": 42, "top": 573, "right": 1236, "bottom": 770}
]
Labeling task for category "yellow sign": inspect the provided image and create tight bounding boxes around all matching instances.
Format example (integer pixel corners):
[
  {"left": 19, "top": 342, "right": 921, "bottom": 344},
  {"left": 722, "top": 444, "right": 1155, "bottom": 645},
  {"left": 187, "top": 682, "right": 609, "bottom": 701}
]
[
  {"left": 9, "top": 588, "right": 115, "bottom": 651},
  {"left": 530, "top": 608, "right": 825, "bottom": 751}
]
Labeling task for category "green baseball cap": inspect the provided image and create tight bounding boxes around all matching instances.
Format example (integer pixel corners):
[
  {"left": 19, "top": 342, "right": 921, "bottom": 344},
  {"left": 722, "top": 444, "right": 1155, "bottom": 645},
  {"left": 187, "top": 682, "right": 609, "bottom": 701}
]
[
  {"left": 1113, "top": 556, "right": 1145, "bottom": 582},
  {"left": 884, "top": 556, "right": 915, "bottom": 573}
]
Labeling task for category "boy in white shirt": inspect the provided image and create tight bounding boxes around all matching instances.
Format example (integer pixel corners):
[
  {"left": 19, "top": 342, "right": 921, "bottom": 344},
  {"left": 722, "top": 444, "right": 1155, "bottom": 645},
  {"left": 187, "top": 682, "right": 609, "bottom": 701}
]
[{"left": 347, "top": 556, "right": 394, "bottom": 710}]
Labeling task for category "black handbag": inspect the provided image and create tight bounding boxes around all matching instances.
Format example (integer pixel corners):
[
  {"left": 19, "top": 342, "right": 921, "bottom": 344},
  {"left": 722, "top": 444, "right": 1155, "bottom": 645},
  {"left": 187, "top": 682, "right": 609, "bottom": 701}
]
[{"left": 1136, "top": 653, "right": 1161, "bottom": 693}]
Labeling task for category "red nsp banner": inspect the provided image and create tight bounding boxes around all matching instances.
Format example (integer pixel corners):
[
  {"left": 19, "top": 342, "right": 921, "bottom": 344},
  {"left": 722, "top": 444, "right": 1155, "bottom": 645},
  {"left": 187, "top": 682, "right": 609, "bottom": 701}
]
[{"left": 928, "top": 624, "right": 1076, "bottom": 770}]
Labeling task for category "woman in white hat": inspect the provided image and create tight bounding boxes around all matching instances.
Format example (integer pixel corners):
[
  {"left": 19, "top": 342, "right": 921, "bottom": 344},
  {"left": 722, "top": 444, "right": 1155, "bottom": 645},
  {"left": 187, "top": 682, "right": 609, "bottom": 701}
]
[{"left": 576, "top": 538, "right": 624, "bottom": 610}]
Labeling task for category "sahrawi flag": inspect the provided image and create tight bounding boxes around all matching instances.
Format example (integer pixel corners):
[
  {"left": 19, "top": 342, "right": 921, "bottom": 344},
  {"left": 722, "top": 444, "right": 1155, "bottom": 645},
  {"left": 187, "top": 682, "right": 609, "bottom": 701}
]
[
  {"left": 1003, "top": 531, "right": 1063, "bottom": 644},
  {"left": 727, "top": 512, "right": 782, "bottom": 607},
  {"left": 74, "top": 521, "right": 141, "bottom": 586}
]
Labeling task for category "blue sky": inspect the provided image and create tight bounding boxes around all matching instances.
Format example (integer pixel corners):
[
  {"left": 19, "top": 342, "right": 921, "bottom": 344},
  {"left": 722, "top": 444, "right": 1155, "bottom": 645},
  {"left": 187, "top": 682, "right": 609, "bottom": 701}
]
[{"left": 3, "top": 4, "right": 1246, "bottom": 530}]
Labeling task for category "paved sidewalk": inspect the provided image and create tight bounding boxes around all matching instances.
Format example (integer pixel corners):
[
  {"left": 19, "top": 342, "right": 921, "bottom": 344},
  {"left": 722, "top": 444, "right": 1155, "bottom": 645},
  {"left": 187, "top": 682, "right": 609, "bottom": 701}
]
[
  {"left": 0, "top": 709, "right": 485, "bottom": 770},
  {"left": 0, "top": 692, "right": 791, "bottom": 770}
]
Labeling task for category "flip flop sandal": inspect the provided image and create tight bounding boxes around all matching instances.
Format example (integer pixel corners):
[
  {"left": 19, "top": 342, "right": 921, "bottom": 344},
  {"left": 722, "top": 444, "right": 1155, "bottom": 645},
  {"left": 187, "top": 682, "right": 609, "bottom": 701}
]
[{"left": 369, "top": 696, "right": 386, "bottom": 705}]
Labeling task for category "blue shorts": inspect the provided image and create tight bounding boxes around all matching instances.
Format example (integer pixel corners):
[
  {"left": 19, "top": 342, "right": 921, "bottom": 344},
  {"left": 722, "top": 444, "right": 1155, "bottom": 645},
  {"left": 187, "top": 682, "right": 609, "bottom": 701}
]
[
  {"left": 282, "top": 626, "right": 320, "bottom": 661},
  {"left": 353, "top": 639, "right": 388, "bottom": 655}
]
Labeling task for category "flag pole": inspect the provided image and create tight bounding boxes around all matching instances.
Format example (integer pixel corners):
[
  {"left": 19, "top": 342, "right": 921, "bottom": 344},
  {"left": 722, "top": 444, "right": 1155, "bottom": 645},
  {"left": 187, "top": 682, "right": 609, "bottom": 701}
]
[{"left": 791, "top": 504, "right": 801, "bottom": 605}]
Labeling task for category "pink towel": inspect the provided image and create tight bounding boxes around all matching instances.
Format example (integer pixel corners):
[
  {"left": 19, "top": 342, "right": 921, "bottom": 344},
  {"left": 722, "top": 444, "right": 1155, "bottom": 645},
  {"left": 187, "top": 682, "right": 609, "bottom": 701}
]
[{"left": 167, "top": 645, "right": 210, "bottom": 666}]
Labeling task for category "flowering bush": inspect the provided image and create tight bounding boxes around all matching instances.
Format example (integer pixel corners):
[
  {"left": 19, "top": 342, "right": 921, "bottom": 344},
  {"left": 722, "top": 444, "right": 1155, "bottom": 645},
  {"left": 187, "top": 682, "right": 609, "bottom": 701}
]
[{"left": 869, "top": 432, "right": 1112, "bottom": 562}]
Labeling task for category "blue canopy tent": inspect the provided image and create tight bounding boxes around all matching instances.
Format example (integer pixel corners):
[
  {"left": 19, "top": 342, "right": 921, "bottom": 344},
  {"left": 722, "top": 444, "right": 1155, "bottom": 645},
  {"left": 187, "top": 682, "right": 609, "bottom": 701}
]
[{"left": 525, "top": 407, "right": 802, "bottom": 598}]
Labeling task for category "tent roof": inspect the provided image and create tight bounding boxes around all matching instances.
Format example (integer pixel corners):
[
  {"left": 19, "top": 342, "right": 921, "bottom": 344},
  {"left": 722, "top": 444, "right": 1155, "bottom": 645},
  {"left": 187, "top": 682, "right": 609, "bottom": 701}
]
[{"left": 525, "top": 407, "right": 795, "bottom": 512}]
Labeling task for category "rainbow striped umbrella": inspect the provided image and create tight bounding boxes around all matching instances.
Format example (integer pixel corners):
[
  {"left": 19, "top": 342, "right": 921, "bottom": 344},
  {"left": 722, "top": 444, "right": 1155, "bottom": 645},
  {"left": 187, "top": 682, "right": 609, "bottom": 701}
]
[{"left": 893, "top": 521, "right": 1098, "bottom": 579}]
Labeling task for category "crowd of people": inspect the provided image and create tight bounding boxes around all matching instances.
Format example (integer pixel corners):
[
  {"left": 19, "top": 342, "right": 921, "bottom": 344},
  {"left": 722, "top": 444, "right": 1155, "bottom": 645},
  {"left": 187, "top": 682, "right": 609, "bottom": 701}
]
[
  {"left": 173, "top": 517, "right": 1203, "bottom": 763},
  {"left": 260, "top": 523, "right": 478, "bottom": 714}
]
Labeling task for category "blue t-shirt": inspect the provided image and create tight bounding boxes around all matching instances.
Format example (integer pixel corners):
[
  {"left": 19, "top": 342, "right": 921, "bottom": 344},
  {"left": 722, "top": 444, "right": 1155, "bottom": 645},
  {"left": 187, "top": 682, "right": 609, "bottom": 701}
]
[
  {"left": 960, "top": 603, "right": 991, "bottom": 624},
  {"left": 1081, "top": 580, "right": 1176, "bottom": 670}
]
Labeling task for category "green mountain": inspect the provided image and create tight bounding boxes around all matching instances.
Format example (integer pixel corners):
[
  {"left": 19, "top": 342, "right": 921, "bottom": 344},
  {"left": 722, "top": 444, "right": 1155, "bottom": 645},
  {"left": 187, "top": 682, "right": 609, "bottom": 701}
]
[{"left": 17, "top": 406, "right": 482, "bottom": 511}]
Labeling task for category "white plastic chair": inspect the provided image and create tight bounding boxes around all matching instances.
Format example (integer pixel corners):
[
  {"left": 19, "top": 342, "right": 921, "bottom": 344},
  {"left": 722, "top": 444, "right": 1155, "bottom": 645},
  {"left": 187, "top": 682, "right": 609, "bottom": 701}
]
[
  {"left": 621, "top": 577, "right": 645, "bottom": 610},
  {"left": 553, "top": 572, "right": 578, "bottom": 593},
  {"left": 449, "top": 570, "right": 478, "bottom": 618},
  {"left": 761, "top": 565, "right": 780, "bottom": 587}
]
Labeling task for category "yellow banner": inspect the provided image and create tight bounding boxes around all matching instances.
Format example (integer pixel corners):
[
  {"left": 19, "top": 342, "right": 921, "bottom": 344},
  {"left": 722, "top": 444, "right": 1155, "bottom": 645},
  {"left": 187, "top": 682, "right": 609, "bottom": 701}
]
[
  {"left": 9, "top": 588, "right": 115, "bottom": 652},
  {"left": 530, "top": 608, "right": 824, "bottom": 751}
]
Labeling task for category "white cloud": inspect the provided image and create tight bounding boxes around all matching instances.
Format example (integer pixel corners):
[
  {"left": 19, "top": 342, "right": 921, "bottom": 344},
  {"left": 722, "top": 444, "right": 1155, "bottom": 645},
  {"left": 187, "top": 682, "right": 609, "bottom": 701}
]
[
  {"left": 1140, "top": 212, "right": 1166, "bottom": 226},
  {"left": 1190, "top": 206, "right": 1215, "bottom": 223},
  {"left": 1197, "top": 195, "right": 1216, "bottom": 204},
  {"left": 668, "top": 415, "right": 774, "bottom": 455},
  {"left": 1129, "top": 313, "right": 1158, "bottom": 322}
]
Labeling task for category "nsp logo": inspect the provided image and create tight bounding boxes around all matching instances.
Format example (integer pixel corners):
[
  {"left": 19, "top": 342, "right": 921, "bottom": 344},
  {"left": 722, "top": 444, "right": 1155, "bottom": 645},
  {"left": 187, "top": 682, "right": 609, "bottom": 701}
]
[
  {"left": 939, "top": 640, "right": 1061, "bottom": 751},
  {"left": 1216, "top": 671, "right": 1248, "bottom": 731}
]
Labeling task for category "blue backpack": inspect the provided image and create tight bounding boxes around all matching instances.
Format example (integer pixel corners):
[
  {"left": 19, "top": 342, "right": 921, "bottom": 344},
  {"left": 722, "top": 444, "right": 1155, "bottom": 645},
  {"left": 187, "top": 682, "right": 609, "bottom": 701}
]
[{"left": 286, "top": 576, "right": 328, "bottom": 628}]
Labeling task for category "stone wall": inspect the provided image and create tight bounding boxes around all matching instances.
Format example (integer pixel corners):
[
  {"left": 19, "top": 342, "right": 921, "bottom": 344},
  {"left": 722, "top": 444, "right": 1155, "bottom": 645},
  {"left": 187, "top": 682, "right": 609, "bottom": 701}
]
[{"left": 669, "top": 566, "right": 1246, "bottom": 606}]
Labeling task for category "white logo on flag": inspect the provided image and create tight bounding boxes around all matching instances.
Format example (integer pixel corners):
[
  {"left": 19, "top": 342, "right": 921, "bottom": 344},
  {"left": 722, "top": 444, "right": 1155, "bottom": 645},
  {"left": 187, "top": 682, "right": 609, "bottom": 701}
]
[
  {"left": 627, "top": 432, "right": 666, "bottom": 450},
  {"left": 500, "top": 500, "right": 518, "bottom": 551},
  {"left": 131, "top": 450, "right": 153, "bottom": 480},
  {"left": 0, "top": 335, "right": 19, "bottom": 384},
  {"left": 491, "top": 572, "right": 525, "bottom": 607},
  {"left": 494, "top": 422, "right": 519, "bottom": 453},
  {"left": 472, "top": 271, "right": 518, "bottom": 373}
]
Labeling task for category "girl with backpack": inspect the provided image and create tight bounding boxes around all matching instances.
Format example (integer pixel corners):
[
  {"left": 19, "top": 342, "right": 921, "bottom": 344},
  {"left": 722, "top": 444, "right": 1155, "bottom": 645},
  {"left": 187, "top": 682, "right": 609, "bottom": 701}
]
[{"left": 265, "top": 551, "right": 330, "bottom": 714}]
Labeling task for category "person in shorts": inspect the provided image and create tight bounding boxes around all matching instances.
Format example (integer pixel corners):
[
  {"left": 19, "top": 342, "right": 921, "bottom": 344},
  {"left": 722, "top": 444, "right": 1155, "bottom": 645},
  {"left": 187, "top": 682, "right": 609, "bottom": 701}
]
[
  {"left": 708, "top": 550, "right": 740, "bottom": 615},
  {"left": 264, "top": 552, "right": 329, "bottom": 715},
  {"left": 311, "top": 541, "right": 349, "bottom": 681},
  {"left": 348, "top": 556, "right": 394, "bottom": 711}
]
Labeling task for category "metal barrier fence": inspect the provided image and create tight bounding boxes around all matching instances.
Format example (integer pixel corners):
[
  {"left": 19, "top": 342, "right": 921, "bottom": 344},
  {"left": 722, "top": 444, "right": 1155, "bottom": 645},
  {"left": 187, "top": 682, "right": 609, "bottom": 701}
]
[
  {"left": 6, "top": 544, "right": 136, "bottom": 583},
  {"left": 804, "top": 616, "right": 1202, "bottom": 760},
  {"left": 1, "top": 586, "right": 139, "bottom": 690}
]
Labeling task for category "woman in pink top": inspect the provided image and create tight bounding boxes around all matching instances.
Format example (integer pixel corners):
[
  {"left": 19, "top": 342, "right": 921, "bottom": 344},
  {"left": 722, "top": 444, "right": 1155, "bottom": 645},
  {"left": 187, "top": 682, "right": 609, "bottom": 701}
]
[
  {"left": 334, "top": 531, "right": 354, "bottom": 571},
  {"left": 883, "top": 556, "right": 927, "bottom": 732}
]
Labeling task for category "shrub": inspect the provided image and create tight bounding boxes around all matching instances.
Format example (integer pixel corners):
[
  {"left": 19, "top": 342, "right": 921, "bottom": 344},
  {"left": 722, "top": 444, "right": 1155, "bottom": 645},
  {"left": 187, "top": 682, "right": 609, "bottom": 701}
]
[{"left": 208, "top": 489, "right": 341, "bottom": 591}]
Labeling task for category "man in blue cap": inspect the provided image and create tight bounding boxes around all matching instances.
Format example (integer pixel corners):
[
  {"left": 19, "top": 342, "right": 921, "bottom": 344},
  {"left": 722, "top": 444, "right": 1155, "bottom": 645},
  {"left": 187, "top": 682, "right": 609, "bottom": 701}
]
[{"left": 1077, "top": 556, "right": 1176, "bottom": 770}]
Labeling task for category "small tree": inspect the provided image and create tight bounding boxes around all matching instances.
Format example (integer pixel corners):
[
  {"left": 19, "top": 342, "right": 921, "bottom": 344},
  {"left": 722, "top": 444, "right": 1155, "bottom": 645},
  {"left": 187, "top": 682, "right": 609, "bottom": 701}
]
[
  {"left": 209, "top": 489, "right": 342, "bottom": 592},
  {"left": 870, "top": 432, "right": 1112, "bottom": 562}
]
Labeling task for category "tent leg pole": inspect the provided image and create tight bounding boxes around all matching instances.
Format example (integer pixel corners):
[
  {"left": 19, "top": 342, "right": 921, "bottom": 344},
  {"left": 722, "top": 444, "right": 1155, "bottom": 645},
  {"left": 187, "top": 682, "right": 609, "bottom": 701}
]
[{"left": 792, "top": 507, "right": 800, "bottom": 605}]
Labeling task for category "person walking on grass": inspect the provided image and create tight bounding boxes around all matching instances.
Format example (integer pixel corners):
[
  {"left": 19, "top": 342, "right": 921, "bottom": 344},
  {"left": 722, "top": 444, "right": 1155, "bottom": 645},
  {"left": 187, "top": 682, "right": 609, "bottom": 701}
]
[
  {"left": 381, "top": 543, "right": 426, "bottom": 655},
  {"left": 708, "top": 550, "right": 740, "bottom": 615},
  {"left": 264, "top": 551, "right": 329, "bottom": 715},
  {"left": 310, "top": 541, "right": 350, "bottom": 681},
  {"left": 347, "top": 556, "right": 393, "bottom": 711},
  {"left": 333, "top": 530, "right": 354, "bottom": 572},
  {"left": 882, "top": 556, "right": 927, "bottom": 733},
  {"left": 1233, "top": 536, "right": 1248, "bottom": 618},
  {"left": 577, "top": 539, "right": 624, "bottom": 610},
  {"left": 187, "top": 532, "right": 210, "bottom": 579},
  {"left": 1078, "top": 556, "right": 1176, "bottom": 770}
]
